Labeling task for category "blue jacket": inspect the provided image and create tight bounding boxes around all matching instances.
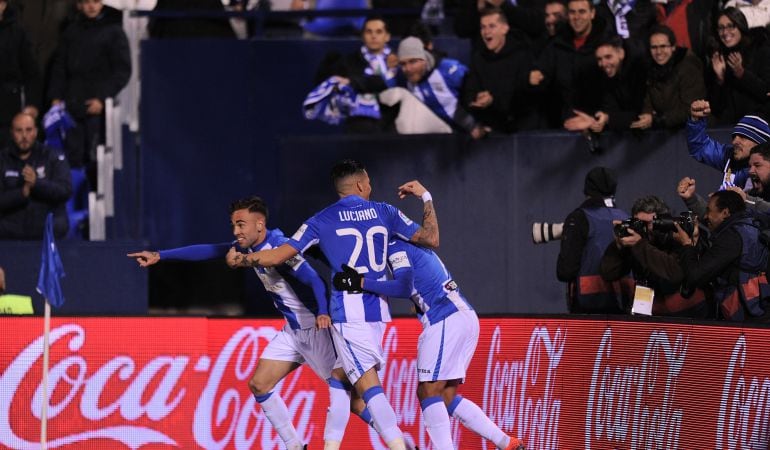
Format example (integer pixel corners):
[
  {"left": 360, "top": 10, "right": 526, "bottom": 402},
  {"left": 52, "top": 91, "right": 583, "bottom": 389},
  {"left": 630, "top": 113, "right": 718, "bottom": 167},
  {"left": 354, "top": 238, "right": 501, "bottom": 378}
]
[
  {"left": 399, "top": 57, "right": 477, "bottom": 132},
  {"left": 686, "top": 117, "right": 749, "bottom": 189}
]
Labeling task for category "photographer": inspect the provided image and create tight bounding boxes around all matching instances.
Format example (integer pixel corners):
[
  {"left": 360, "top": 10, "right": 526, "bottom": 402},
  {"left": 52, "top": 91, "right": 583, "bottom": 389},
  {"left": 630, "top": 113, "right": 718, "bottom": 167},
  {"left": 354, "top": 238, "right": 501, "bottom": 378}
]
[
  {"left": 675, "top": 190, "right": 770, "bottom": 322},
  {"left": 600, "top": 196, "right": 712, "bottom": 318},
  {"left": 557, "top": 167, "right": 634, "bottom": 313}
]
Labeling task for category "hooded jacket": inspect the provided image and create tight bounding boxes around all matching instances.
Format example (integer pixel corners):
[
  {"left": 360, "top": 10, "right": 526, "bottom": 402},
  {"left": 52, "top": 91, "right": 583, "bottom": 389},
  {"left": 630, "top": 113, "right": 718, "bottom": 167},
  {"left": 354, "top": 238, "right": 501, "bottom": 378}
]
[{"left": 47, "top": 5, "right": 131, "bottom": 119}]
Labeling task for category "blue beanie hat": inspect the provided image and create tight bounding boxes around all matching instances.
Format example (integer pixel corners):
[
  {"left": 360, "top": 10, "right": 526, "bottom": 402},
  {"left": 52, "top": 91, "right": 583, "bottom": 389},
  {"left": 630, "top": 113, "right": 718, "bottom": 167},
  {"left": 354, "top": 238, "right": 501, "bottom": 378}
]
[{"left": 733, "top": 115, "right": 770, "bottom": 144}]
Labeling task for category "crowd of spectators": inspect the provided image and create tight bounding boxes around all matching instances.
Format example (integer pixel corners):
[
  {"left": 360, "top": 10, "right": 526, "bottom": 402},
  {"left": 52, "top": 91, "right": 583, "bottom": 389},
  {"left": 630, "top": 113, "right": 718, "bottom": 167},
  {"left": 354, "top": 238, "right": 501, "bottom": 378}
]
[
  {"left": 296, "top": 0, "right": 769, "bottom": 145},
  {"left": 0, "top": 0, "right": 130, "bottom": 240}
]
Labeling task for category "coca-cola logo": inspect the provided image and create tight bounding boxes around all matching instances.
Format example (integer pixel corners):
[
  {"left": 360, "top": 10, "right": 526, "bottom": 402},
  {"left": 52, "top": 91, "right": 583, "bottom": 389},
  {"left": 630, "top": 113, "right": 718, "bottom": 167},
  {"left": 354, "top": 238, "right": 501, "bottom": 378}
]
[
  {"left": 585, "top": 328, "right": 687, "bottom": 450},
  {"left": 482, "top": 325, "right": 565, "bottom": 450},
  {"left": 0, "top": 324, "right": 319, "bottom": 450},
  {"left": 716, "top": 335, "right": 770, "bottom": 450}
]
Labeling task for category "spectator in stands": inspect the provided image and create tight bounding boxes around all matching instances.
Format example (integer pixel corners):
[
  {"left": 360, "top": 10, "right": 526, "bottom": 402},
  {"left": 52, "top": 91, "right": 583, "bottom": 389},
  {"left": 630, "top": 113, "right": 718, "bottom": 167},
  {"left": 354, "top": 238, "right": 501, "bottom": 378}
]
[
  {"left": 653, "top": 0, "right": 715, "bottom": 58},
  {"left": 463, "top": 7, "right": 542, "bottom": 133},
  {"left": 380, "top": 36, "right": 487, "bottom": 137},
  {"left": 544, "top": 0, "right": 567, "bottom": 38},
  {"left": 0, "top": 113, "right": 72, "bottom": 240},
  {"left": 675, "top": 189, "right": 770, "bottom": 322},
  {"left": 593, "top": 0, "right": 656, "bottom": 44},
  {"left": 723, "top": 0, "right": 770, "bottom": 29},
  {"left": 600, "top": 195, "right": 713, "bottom": 318},
  {"left": 0, "top": 0, "right": 41, "bottom": 149},
  {"left": 557, "top": 166, "right": 633, "bottom": 313},
  {"left": 291, "top": 0, "right": 368, "bottom": 38},
  {"left": 632, "top": 24, "right": 705, "bottom": 130},
  {"left": 564, "top": 35, "right": 647, "bottom": 133},
  {"left": 679, "top": 142, "right": 770, "bottom": 218},
  {"left": 312, "top": 15, "right": 398, "bottom": 133},
  {"left": 529, "top": 0, "right": 614, "bottom": 129},
  {"left": 706, "top": 7, "right": 770, "bottom": 125},
  {"left": 48, "top": 0, "right": 131, "bottom": 188},
  {"left": 455, "top": 0, "right": 549, "bottom": 50},
  {"left": 686, "top": 99, "right": 770, "bottom": 193}
]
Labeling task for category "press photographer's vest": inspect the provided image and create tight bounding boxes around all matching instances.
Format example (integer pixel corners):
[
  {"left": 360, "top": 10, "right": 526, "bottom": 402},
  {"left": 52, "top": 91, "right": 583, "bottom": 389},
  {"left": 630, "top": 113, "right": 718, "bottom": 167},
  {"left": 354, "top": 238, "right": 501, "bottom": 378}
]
[
  {"left": 655, "top": 287, "right": 709, "bottom": 317},
  {"left": 573, "top": 207, "right": 634, "bottom": 312},
  {"left": 713, "top": 218, "right": 769, "bottom": 321}
]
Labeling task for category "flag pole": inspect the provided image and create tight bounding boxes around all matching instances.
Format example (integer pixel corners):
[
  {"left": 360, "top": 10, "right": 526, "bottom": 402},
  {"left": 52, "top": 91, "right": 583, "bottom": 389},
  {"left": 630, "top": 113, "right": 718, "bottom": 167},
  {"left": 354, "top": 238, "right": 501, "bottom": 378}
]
[{"left": 40, "top": 299, "right": 51, "bottom": 449}]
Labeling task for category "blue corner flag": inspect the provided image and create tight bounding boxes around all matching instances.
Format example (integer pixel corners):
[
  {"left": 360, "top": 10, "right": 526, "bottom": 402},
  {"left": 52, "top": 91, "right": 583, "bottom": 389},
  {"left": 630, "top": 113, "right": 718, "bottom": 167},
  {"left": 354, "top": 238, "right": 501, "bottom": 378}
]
[{"left": 37, "top": 213, "right": 66, "bottom": 308}]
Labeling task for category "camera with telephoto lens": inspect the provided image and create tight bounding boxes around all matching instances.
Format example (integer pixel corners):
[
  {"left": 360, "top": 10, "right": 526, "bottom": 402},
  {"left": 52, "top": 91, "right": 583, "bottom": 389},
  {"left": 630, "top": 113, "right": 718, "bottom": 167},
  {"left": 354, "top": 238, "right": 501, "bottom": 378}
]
[
  {"left": 614, "top": 218, "right": 647, "bottom": 238},
  {"left": 652, "top": 211, "right": 696, "bottom": 236},
  {"left": 532, "top": 222, "right": 564, "bottom": 244}
]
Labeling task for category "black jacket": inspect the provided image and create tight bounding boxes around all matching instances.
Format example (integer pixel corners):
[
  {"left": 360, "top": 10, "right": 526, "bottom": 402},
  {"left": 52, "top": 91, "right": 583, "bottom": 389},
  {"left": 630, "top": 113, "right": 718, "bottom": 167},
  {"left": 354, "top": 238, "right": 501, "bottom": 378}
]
[
  {"left": 600, "top": 44, "right": 648, "bottom": 130},
  {"left": 709, "top": 33, "right": 770, "bottom": 125},
  {"left": 47, "top": 5, "right": 131, "bottom": 118},
  {"left": 0, "top": 142, "right": 72, "bottom": 239},
  {"left": 0, "top": 5, "right": 41, "bottom": 127},
  {"left": 463, "top": 31, "right": 541, "bottom": 132},
  {"left": 535, "top": 15, "right": 614, "bottom": 119}
]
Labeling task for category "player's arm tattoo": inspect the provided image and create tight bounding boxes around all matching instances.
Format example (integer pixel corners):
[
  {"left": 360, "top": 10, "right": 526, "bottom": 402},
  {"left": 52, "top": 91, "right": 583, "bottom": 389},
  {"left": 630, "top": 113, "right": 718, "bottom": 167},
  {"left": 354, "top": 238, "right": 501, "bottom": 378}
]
[
  {"left": 411, "top": 200, "right": 439, "bottom": 248},
  {"left": 233, "top": 252, "right": 261, "bottom": 268}
]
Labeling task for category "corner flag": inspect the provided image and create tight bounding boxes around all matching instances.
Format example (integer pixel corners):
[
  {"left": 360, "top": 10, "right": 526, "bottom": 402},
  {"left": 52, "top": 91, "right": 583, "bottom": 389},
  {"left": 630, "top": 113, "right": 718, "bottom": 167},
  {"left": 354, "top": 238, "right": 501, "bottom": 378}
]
[{"left": 36, "top": 213, "right": 65, "bottom": 308}]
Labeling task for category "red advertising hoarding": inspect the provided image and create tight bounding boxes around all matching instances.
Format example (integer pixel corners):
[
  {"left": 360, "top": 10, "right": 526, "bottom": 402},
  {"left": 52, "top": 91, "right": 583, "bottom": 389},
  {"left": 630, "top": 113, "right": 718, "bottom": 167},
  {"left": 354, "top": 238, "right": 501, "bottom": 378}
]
[{"left": 1, "top": 317, "right": 769, "bottom": 449}]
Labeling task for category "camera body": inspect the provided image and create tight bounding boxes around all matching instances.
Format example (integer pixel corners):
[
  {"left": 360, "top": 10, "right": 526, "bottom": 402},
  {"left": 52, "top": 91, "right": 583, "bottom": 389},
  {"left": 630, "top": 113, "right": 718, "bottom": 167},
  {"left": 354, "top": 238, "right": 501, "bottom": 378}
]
[
  {"left": 614, "top": 218, "right": 647, "bottom": 238},
  {"left": 652, "top": 211, "right": 696, "bottom": 236}
]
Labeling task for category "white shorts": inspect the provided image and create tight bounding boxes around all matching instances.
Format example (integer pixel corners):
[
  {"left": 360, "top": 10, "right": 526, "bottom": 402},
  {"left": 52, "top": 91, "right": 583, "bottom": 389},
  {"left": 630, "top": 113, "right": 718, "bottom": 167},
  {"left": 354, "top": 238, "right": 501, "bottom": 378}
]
[
  {"left": 417, "top": 309, "right": 479, "bottom": 383},
  {"left": 260, "top": 323, "right": 338, "bottom": 381},
  {"left": 331, "top": 321, "right": 386, "bottom": 385}
]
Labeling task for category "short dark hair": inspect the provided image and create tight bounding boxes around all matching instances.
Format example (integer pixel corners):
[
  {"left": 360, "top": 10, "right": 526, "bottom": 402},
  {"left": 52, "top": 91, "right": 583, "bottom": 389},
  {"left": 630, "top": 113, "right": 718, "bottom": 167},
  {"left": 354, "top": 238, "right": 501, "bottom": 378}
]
[
  {"left": 598, "top": 35, "right": 624, "bottom": 50},
  {"left": 631, "top": 195, "right": 671, "bottom": 217},
  {"left": 362, "top": 15, "right": 389, "bottom": 34},
  {"left": 230, "top": 196, "right": 269, "bottom": 220},
  {"left": 710, "top": 190, "right": 746, "bottom": 215},
  {"left": 331, "top": 159, "right": 366, "bottom": 188},
  {"left": 750, "top": 142, "right": 770, "bottom": 161},
  {"left": 480, "top": 7, "right": 508, "bottom": 24},
  {"left": 649, "top": 24, "right": 676, "bottom": 47}
]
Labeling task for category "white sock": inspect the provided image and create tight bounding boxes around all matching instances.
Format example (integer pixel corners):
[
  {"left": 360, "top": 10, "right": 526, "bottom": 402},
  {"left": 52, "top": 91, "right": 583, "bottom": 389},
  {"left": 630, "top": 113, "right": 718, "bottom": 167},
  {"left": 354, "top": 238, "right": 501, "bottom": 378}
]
[
  {"left": 421, "top": 396, "right": 454, "bottom": 450},
  {"left": 254, "top": 391, "right": 303, "bottom": 449},
  {"left": 363, "top": 386, "right": 403, "bottom": 447},
  {"left": 448, "top": 395, "right": 506, "bottom": 447},
  {"left": 325, "top": 378, "right": 352, "bottom": 443}
]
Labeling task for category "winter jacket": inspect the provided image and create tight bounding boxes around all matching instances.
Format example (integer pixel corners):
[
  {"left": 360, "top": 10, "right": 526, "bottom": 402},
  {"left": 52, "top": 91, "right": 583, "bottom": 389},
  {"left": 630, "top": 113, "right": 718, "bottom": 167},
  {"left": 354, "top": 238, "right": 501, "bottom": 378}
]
[{"left": 47, "top": 5, "right": 131, "bottom": 119}]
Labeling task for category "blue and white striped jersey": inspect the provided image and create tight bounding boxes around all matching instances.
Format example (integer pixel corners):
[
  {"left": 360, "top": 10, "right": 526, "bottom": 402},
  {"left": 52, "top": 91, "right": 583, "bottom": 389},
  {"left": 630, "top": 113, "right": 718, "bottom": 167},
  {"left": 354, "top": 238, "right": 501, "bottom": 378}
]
[
  {"left": 158, "top": 228, "right": 327, "bottom": 330},
  {"left": 364, "top": 239, "right": 473, "bottom": 328},
  {"left": 287, "top": 195, "right": 420, "bottom": 323}
]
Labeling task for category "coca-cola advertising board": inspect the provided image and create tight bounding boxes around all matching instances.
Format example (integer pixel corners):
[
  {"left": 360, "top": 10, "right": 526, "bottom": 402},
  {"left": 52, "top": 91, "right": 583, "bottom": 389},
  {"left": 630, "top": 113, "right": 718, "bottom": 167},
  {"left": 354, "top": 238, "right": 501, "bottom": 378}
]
[{"left": 1, "top": 317, "right": 769, "bottom": 449}]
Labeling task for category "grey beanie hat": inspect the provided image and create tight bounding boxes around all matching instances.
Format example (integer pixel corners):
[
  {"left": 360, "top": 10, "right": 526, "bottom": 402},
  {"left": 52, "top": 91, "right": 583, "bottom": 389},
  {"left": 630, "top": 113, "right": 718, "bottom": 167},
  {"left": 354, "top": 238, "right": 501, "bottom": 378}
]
[{"left": 398, "top": 36, "right": 435, "bottom": 71}]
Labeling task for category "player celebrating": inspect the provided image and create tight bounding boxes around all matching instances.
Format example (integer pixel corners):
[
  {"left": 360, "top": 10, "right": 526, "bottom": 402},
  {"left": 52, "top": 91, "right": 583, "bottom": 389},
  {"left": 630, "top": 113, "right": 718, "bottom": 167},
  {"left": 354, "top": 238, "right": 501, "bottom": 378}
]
[
  {"left": 128, "top": 196, "right": 355, "bottom": 450},
  {"left": 226, "top": 160, "right": 438, "bottom": 450},
  {"left": 334, "top": 240, "right": 527, "bottom": 450}
]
